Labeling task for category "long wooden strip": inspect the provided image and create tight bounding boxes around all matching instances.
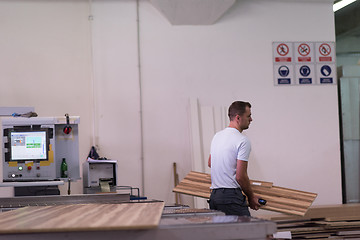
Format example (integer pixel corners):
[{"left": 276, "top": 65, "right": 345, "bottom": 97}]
[
  {"left": 252, "top": 185, "right": 317, "bottom": 202},
  {"left": 173, "top": 187, "right": 210, "bottom": 198},
  {"left": 263, "top": 205, "right": 306, "bottom": 216},
  {"left": 253, "top": 190, "right": 315, "bottom": 206},
  {"left": 188, "top": 171, "right": 211, "bottom": 178},
  {"left": 263, "top": 200, "right": 309, "bottom": 213},
  {"left": 181, "top": 179, "right": 211, "bottom": 188},
  {"left": 271, "top": 186, "right": 318, "bottom": 198},
  {"left": 185, "top": 176, "right": 211, "bottom": 183},
  {"left": 253, "top": 185, "right": 317, "bottom": 200},
  {"left": 174, "top": 182, "right": 210, "bottom": 194},
  {"left": 254, "top": 193, "right": 312, "bottom": 209}
]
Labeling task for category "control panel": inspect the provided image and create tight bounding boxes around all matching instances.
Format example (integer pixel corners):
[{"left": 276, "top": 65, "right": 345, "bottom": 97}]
[
  {"left": 6, "top": 161, "right": 55, "bottom": 180},
  {"left": 1, "top": 117, "right": 80, "bottom": 182}
]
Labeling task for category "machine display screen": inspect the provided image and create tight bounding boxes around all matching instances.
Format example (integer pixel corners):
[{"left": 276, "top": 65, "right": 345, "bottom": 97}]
[{"left": 10, "top": 131, "right": 48, "bottom": 161}]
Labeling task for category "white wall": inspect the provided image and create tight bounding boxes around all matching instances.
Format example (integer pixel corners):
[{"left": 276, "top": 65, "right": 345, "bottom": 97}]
[
  {"left": 137, "top": 0, "right": 341, "bottom": 205},
  {"left": 91, "top": 0, "right": 143, "bottom": 192},
  {"left": 0, "top": 0, "right": 93, "bottom": 195},
  {"left": 0, "top": 0, "right": 342, "bottom": 208}
]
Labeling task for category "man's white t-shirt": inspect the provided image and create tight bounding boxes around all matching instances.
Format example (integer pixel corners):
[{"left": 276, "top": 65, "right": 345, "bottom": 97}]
[{"left": 210, "top": 127, "right": 251, "bottom": 189}]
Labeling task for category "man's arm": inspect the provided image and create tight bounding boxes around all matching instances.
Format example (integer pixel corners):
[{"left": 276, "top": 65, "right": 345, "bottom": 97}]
[
  {"left": 236, "top": 160, "right": 260, "bottom": 210},
  {"left": 208, "top": 154, "right": 211, "bottom": 168}
]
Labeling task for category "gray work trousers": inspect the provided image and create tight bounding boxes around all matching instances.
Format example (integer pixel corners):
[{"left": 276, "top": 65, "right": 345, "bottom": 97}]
[{"left": 209, "top": 188, "right": 250, "bottom": 216}]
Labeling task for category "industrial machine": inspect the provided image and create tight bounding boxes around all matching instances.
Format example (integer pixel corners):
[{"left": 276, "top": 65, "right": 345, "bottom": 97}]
[
  {"left": 0, "top": 115, "right": 80, "bottom": 195},
  {"left": 83, "top": 159, "right": 117, "bottom": 193}
]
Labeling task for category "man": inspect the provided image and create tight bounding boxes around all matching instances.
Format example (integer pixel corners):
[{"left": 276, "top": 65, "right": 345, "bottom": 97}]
[{"left": 208, "top": 101, "right": 260, "bottom": 216}]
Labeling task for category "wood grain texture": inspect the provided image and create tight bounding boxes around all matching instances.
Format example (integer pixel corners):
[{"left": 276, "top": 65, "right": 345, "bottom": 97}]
[
  {"left": 264, "top": 203, "right": 360, "bottom": 221},
  {"left": 0, "top": 202, "right": 165, "bottom": 234},
  {"left": 272, "top": 204, "right": 360, "bottom": 239},
  {"left": 173, "top": 171, "right": 317, "bottom": 216}
]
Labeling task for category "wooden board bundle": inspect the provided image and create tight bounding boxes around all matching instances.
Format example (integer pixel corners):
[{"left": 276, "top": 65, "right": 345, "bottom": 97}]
[
  {"left": 267, "top": 204, "right": 360, "bottom": 239},
  {"left": 0, "top": 202, "right": 165, "bottom": 234},
  {"left": 173, "top": 171, "right": 317, "bottom": 216}
]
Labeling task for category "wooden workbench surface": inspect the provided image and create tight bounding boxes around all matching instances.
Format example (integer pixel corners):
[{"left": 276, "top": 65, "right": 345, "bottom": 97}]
[{"left": 0, "top": 201, "right": 165, "bottom": 234}]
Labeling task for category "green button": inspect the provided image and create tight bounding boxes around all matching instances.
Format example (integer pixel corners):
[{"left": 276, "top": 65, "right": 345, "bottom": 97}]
[{"left": 18, "top": 166, "right": 23, "bottom": 171}]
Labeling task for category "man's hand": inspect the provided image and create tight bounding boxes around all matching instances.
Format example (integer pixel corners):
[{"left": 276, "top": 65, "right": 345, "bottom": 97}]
[{"left": 248, "top": 195, "right": 261, "bottom": 210}]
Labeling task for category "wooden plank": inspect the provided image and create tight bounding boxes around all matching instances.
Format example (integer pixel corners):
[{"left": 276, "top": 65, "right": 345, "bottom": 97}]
[
  {"left": 173, "top": 183, "right": 210, "bottom": 195},
  {"left": 0, "top": 202, "right": 164, "bottom": 234},
  {"left": 266, "top": 204, "right": 360, "bottom": 221},
  {"left": 326, "top": 215, "right": 360, "bottom": 222},
  {"left": 252, "top": 185, "right": 317, "bottom": 202},
  {"left": 173, "top": 171, "right": 317, "bottom": 216},
  {"left": 263, "top": 205, "right": 308, "bottom": 216},
  {"left": 172, "top": 187, "right": 210, "bottom": 198},
  {"left": 260, "top": 197, "right": 311, "bottom": 212},
  {"left": 314, "top": 221, "right": 360, "bottom": 228}
]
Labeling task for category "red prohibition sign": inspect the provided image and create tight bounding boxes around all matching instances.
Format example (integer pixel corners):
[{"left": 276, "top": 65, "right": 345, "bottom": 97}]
[
  {"left": 298, "top": 43, "right": 310, "bottom": 56},
  {"left": 319, "top": 43, "right": 331, "bottom": 56},
  {"left": 277, "top": 43, "right": 289, "bottom": 56}
]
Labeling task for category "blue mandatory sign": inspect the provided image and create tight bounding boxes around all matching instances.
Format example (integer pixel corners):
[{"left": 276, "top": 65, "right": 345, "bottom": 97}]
[
  {"left": 320, "top": 65, "right": 332, "bottom": 76},
  {"left": 299, "top": 65, "right": 311, "bottom": 77},
  {"left": 320, "top": 65, "right": 333, "bottom": 84},
  {"left": 278, "top": 66, "right": 289, "bottom": 77}
]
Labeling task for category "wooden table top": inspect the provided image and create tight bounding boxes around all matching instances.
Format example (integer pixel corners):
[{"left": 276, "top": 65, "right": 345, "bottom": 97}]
[{"left": 0, "top": 201, "right": 165, "bottom": 234}]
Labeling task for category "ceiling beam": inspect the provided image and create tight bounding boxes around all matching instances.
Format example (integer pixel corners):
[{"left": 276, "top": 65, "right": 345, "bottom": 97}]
[{"left": 149, "top": 0, "right": 236, "bottom": 25}]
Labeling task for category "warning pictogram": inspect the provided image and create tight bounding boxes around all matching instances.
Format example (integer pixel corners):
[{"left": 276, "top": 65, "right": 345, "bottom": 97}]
[
  {"left": 274, "top": 64, "right": 292, "bottom": 85},
  {"left": 278, "top": 66, "right": 290, "bottom": 77},
  {"left": 317, "top": 43, "right": 333, "bottom": 62},
  {"left": 318, "top": 64, "right": 334, "bottom": 84},
  {"left": 273, "top": 42, "right": 292, "bottom": 62},
  {"left": 298, "top": 44, "right": 310, "bottom": 56},
  {"left": 319, "top": 44, "right": 331, "bottom": 56},
  {"left": 277, "top": 43, "right": 289, "bottom": 56},
  {"left": 295, "top": 64, "right": 315, "bottom": 85},
  {"left": 300, "top": 66, "right": 311, "bottom": 77},
  {"left": 320, "top": 65, "right": 331, "bottom": 76},
  {"left": 296, "top": 42, "right": 313, "bottom": 62}
]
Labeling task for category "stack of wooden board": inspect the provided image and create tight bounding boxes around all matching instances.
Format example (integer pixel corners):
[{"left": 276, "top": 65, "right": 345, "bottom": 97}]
[
  {"left": 173, "top": 171, "right": 317, "bottom": 216},
  {"left": 262, "top": 204, "right": 360, "bottom": 239}
]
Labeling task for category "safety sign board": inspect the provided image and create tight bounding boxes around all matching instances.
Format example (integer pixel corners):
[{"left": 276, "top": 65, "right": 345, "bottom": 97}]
[
  {"left": 273, "top": 41, "right": 336, "bottom": 86},
  {"left": 316, "top": 63, "right": 336, "bottom": 84},
  {"left": 274, "top": 64, "right": 294, "bottom": 85},
  {"left": 295, "top": 64, "right": 315, "bottom": 84},
  {"left": 273, "top": 42, "right": 293, "bottom": 62},
  {"left": 315, "top": 42, "right": 335, "bottom": 62},
  {"left": 295, "top": 42, "right": 314, "bottom": 63}
]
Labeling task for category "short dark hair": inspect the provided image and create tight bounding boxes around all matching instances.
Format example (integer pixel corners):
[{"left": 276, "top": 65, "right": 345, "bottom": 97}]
[{"left": 228, "top": 101, "right": 251, "bottom": 121}]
